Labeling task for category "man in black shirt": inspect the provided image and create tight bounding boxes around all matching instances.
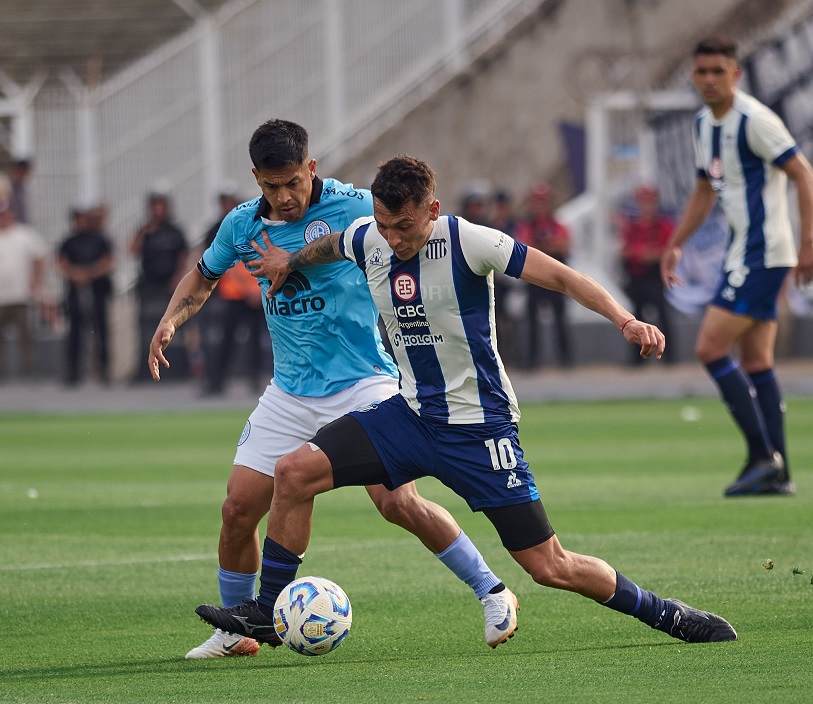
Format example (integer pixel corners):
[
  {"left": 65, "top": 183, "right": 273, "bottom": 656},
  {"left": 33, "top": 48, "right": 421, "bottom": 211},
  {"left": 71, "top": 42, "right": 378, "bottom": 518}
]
[
  {"left": 130, "top": 192, "right": 188, "bottom": 382},
  {"left": 58, "top": 205, "right": 114, "bottom": 385}
]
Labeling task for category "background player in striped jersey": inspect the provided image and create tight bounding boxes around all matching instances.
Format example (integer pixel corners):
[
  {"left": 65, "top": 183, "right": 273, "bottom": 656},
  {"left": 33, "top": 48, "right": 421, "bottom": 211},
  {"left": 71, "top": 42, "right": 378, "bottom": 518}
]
[
  {"left": 149, "top": 121, "right": 516, "bottom": 658},
  {"left": 660, "top": 37, "right": 813, "bottom": 496},
  {"left": 197, "top": 155, "right": 737, "bottom": 646}
]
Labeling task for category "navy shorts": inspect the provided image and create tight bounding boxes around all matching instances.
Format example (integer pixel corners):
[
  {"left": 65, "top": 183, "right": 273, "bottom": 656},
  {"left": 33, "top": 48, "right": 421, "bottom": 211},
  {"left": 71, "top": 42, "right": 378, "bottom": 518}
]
[
  {"left": 710, "top": 267, "right": 789, "bottom": 321},
  {"left": 348, "top": 395, "right": 540, "bottom": 511}
]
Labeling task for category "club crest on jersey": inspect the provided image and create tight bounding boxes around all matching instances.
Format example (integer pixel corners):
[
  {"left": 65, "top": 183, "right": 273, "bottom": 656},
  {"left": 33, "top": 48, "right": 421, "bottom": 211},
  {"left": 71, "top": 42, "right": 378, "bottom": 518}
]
[
  {"left": 303, "top": 220, "right": 330, "bottom": 243},
  {"left": 709, "top": 157, "right": 726, "bottom": 192},
  {"left": 393, "top": 273, "right": 417, "bottom": 301},
  {"left": 425, "top": 238, "right": 447, "bottom": 259}
]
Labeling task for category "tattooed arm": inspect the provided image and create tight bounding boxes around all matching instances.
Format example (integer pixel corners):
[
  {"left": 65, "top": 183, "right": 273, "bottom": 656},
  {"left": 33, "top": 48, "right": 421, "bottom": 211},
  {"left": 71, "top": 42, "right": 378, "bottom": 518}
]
[
  {"left": 148, "top": 268, "right": 218, "bottom": 381},
  {"left": 248, "top": 230, "right": 344, "bottom": 298}
]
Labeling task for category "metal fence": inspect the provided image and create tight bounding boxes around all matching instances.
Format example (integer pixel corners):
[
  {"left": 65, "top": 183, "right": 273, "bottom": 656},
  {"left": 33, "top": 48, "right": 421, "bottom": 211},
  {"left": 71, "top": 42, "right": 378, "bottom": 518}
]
[{"left": 13, "top": 0, "right": 544, "bottom": 301}]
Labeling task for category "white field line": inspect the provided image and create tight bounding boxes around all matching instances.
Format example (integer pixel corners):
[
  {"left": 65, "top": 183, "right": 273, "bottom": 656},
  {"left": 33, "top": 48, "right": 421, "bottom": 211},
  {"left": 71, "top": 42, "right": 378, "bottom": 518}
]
[{"left": 0, "top": 538, "right": 428, "bottom": 573}]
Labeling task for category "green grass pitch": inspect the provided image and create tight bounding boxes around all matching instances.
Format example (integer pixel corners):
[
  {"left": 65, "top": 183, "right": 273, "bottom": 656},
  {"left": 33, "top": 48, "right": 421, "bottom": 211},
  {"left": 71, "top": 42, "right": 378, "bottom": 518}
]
[{"left": 1, "top": 397, "right": 812, "bottom": 703}]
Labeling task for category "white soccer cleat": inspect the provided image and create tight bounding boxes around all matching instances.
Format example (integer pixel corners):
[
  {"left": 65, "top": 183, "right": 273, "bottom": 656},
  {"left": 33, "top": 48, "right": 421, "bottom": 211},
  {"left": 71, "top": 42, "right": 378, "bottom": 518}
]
[
  {"left": 185, "top": 628, "right": 260, "bottom": 659},
  {"left": 480, "top": 587, "right": 519, "bottom": 648}
]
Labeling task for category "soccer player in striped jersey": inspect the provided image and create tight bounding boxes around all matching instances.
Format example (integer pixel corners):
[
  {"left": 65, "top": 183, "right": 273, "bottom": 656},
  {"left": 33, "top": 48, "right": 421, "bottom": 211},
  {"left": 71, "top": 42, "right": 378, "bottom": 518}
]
[
  {"left": 661, "top": 37, "right": 813, "bottom": 496},
  {"left": 197, "top": 155, "right": 737, "bottom": 646},
  {"left": 149, "top": 121, "right": 515, "bottom": 658}
]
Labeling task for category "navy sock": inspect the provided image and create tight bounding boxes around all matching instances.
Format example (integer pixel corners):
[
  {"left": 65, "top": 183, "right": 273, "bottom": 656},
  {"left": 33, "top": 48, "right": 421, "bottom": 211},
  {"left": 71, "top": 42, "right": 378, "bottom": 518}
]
[
  {"left": 749, "top": 368, "right": 789, "bottom": 473},
  {"left": 602, "top": 571, "right": 676, "bottom": 632},
  {"left": 257, "top": 537, "right": 302, "bottom": 617},
  {"left": 706, "top": 356, "right": 772, "bottom": 461}
]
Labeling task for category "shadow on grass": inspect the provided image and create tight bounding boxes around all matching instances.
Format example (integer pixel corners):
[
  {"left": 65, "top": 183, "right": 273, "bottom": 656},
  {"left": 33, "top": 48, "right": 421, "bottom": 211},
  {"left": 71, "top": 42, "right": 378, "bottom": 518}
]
[
  {"left": 0, "top": 655, "right": 321, "bottom": 683},
  {"left": 1, "top": 639, "right": 682, "bottom": 684}
]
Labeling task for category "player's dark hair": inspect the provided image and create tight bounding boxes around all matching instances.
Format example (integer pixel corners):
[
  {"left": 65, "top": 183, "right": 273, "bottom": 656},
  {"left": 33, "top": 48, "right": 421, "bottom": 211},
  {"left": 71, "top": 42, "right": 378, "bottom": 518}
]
[
  {"left": 371, "top": 155, "right": 436, "bottom": 212},
  {"left": 693, "top": 37, "right": 737, "bottom": 59},
  {"left": 249, "top": 119, "right": 309, "bottom": 170}
]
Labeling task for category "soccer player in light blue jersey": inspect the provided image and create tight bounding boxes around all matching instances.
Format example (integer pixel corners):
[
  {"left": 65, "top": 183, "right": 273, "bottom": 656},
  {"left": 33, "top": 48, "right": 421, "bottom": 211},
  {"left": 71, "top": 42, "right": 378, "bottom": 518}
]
[
  {"left": 148, "top": 122, "right": 516, "bottom": 658},
  {"left": 197, "top": 155, "right": 737, "bottom": 646},
  {"left": 661, "top": 37, "right": 813, "bottom": 496}
]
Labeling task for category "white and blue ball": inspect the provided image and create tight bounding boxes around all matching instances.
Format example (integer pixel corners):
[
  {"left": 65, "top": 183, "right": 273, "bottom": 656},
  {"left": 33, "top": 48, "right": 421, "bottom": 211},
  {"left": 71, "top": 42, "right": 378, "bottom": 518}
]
[{"left": 273, "top": 576, "right": 352, "bottom": 656}]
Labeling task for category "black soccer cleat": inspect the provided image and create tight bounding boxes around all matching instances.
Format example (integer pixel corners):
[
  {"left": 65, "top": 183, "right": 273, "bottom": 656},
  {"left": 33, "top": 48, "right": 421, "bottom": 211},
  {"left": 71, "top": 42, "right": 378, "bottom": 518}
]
[
  {"left": 724, "top": 452, "right": 789, "bottom": 497},
  {"left": 663, "top": 599, "right": 737, "bottom": 643},
  {"left": 195, "top": 599, "right": 283, "bottom": 647}
]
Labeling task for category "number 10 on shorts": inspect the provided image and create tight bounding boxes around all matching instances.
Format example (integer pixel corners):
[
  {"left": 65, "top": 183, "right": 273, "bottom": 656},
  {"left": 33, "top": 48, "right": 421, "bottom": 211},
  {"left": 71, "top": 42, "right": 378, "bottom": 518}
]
[{"left": 484, "top": 438, "right": 518, "bottom": 471}]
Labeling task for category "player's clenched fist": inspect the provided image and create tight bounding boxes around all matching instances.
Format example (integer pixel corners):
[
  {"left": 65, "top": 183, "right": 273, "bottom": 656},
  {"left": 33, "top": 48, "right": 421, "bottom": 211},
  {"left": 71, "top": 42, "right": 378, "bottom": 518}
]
[{"left": 621, "top": 319, "right": 666, "bottom": 359}]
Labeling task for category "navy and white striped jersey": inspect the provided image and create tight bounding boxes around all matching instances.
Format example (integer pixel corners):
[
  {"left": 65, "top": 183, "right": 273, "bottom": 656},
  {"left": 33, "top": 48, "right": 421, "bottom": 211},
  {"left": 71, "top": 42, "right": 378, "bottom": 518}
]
[
  {"left": 693, "top": 89, "right": 799, "bottom": 272},
  {"left": 339, "top": 214, "right": 528, "bottom": 424}
]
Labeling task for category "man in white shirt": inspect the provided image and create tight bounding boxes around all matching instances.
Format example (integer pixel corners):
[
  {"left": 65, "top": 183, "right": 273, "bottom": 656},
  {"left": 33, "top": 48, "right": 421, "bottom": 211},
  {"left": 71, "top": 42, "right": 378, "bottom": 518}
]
[
  {"left": 0, "top": 198, "right": 47, "bottom": 379},
  {"left": 661, "top": 37, "right": 813, "bottom": 496}
]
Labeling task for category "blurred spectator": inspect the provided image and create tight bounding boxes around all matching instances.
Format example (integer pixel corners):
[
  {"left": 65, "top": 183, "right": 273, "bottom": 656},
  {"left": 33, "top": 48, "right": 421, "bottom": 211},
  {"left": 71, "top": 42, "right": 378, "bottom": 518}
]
[
  {"left": 460, "top": 183, "right": 491, "bottom": 226},
  {"left": 130, "top": 192, "right": 188, "bottom": 382},
  {"left": 57, "top": 204, "right": 115, "bottom": 385},
  {"left": 515, "top": 183, "right": 573, "bottom": 368},
  {"left": 617, "top": 185, "right": 675, "bottom": 364},
  {"left": 490, "top": 189, "right": 516, "bottom": 234},
  {"left": 0, "top": 198, "right": 47, "bottom": 380},
  {"left": 203, "top": 262, "right": 265, "bottom": 396},
  {"left": 201, "top": 190, "right": 266, "bottom": 396},
  {"left": 490, "top": 189, "right": 520, "bottom": 366},
  {"left": 9, "top": 159, "right": 33, "bottom": 224}
]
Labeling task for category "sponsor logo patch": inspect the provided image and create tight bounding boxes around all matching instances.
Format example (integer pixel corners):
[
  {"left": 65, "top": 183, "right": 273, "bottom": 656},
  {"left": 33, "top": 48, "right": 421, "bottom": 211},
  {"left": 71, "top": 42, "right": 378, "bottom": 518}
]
[{"left": 393, "top": 273, "right": 417, "bottom": 301}]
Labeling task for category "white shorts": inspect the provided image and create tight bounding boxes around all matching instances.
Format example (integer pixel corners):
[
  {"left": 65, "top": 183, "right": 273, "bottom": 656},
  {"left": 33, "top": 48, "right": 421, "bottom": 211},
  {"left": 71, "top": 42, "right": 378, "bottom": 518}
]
[{"left": 233, "top": 375, "right": 399, "bottom": 477}]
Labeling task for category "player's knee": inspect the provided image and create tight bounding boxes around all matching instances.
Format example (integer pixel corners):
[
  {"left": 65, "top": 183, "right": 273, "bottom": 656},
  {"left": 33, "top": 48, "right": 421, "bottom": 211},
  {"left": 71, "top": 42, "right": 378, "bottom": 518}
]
[
  {"left": 739, "top": 351, "right": 772, "bottom": 373},
  {"left": 274, "top": 452, "right": 320, "bottom": 503},
  {"left": 526, "top": 549, "right": 575, "bottom": 590},
  {"left": 694, "top": 338, "right": 719, "bottom": 364},
  {"left": 528, "top": 563, "right": 563, "bottom": 589},
  {"left": 221, "top": 494, "right": 259, "bottom": 533}
]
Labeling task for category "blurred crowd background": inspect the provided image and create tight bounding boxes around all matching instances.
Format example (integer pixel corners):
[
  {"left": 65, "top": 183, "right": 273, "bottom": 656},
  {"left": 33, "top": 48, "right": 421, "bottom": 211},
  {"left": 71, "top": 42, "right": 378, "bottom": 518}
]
[{"left": 2, "top": 0, "right": 813, "bottom": 391}]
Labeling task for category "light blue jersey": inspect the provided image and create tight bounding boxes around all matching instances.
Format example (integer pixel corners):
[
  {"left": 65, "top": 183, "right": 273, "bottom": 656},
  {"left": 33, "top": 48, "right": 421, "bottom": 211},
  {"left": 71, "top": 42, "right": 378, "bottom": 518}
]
[{"left": 198, "top": 177, "right": 397, "bottom": 397}]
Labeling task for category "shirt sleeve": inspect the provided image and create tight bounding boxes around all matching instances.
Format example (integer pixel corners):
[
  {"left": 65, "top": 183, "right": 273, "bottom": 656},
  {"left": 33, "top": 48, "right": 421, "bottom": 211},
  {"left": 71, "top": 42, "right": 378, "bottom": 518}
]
[
  {"left": 746, "top": 106, "right": 798, "bottom": 166},
  {"left": 198, "top": 210, "right": 240, "bottom": 279},
  {"left": 458, "top": 222, "right": 527, "bottom": 278},
  {"left": 338, "top": 216, "right": 374, "bottom": 265}
]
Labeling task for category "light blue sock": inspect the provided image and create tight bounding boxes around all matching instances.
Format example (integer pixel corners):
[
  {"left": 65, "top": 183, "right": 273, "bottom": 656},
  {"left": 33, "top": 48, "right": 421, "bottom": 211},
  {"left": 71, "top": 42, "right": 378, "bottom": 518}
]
[
  {"left": 218, "top": 566, "right": 257, "bottom": 607},
  {"left": 435, "top": 531, "right": 501, "bottom": 599}
]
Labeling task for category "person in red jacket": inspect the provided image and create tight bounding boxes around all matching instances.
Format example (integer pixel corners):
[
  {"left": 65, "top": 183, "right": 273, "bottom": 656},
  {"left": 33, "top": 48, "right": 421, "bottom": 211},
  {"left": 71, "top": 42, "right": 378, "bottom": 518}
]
[
  {"left": 514, "top": 183, "right": 572, "bottom": 368},
  {"left": 618, "top": 185, "right": 675, "bottom": 364}
]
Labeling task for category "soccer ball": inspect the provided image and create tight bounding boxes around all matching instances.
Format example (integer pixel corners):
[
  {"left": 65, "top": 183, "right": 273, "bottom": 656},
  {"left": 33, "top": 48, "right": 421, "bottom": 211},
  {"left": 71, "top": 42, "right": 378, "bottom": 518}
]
[{"left": 273, "top": 576, "right": 352, "bottom": 656}]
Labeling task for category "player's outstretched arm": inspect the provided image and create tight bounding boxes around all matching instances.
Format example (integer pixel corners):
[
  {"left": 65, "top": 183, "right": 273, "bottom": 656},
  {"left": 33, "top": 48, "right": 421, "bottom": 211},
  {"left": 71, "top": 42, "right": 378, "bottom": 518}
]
[
  {"left": 148, "top": 268, "right": 217, "bottom": 381},
  {"left": 248, "top": 230, "right": 344, "bottom": 297},
  {"left": 520, "top": 248, "right": 665, "bottom": 359}
]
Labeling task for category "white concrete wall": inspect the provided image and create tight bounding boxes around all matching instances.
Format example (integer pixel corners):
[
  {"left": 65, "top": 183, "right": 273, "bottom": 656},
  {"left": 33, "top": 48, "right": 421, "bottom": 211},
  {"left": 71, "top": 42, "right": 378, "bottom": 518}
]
[{"left": 333, "top": 0, "right": 779, "bottom": 208}]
